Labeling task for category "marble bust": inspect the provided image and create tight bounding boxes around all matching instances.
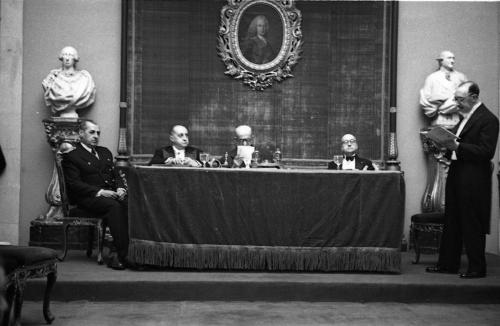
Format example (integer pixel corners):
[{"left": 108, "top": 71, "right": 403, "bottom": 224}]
[
  {"left": 419, "top": 50, "right": 467, "bottom": 129},
  {"left": 42, "top": 46, "right": 96, "bottom": 118}
]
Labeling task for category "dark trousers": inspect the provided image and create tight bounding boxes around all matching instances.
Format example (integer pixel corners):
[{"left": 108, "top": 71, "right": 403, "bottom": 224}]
[
  {"left": 77, "top": 196, "right": 129, "bottom": 259},
  {"left": 438, "top": 167, "right": 486, "bottom": 274}
]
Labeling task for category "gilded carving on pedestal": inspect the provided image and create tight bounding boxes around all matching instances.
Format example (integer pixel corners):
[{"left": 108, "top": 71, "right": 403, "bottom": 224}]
[
  {"left": 419, "top": 130, "right": 449, "bottom": 212},
  {"left": 38, "top": 118, "right": 81, "bottom": 221}
]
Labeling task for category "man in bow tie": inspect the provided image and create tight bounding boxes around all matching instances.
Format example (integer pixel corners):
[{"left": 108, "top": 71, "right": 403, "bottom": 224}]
[
  {"left": 328, "top": 134, "right": 374, "bottom": 170},
  {"left": 148, "top": 125, "right": 202, "bottom": 166},
  {"left": 426, "top": 81, "right": 499, "bottom": 279},
  {"left": 62, "top": 120, "right": 130, "bottom": 270}
]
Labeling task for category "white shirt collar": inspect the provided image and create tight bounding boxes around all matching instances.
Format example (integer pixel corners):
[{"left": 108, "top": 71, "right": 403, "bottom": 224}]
[
  {"left": 173, "top": 146, "right": 185, "bottom": 159},
  {"left": 81, "top": 142, "right": 94, "bottom": 153},
  {"left": 460, "top": 101, "right": 481, "bottom": 120},
  {"left": 342, "top": 156, "right": 356, "bottom": 170}
]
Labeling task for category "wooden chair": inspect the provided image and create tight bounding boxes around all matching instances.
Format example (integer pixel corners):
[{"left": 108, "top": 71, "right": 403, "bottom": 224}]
[
  {"left": 54, "top": 151, "right": 106, "bottom": 265},
  {"left": 1, "top": 245, "right": 57, "bottom": 326},
  {"left": 409, "top": 212, "right": 445, "bottom": 264}
]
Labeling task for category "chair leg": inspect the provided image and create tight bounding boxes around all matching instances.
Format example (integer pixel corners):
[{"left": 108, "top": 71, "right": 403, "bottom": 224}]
[
  {"left": 96, "top": 221, "right": 104, "bottom": 265},
  {"left": 435, "top": 230, "right": 443, "bottom": 254},
  {"left": 12, "top": 279, "right": 26, "bottom": 326},
  {"left": 43, "top": 271, "right": 57, "bottom": 324},
  {"left": 412, "top": 227, "right": 421, "bottom": 264},
  {"left": 3, "top": 281, "right": 16, "bottom": 326},
  {"left": 58, "top": 224, "right": 71, "bottom": 262},
  {"left": 87, "top": 226, "right": 94, "bottom": 258}
]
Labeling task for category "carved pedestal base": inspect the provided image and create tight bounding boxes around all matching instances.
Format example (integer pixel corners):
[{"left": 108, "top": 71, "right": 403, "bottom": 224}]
[
  {"left": 419, "top": 128, "right": 449, "bottom": 213},
  {"left": 36, "top": 118, "right": 82, "bottom": 222}
]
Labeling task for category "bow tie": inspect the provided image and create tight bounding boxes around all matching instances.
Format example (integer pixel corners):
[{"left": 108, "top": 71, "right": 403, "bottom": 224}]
[{"left": 345, "top": 156, "right": 355, "bottom": 161}]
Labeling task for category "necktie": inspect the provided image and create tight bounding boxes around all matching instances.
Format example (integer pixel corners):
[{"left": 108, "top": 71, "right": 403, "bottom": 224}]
[{"left": 91, "top": 148, "right": 99, "bottom": 159}]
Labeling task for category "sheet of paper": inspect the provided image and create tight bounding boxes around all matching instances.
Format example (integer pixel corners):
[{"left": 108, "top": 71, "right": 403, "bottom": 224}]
[{"left": 237, "top": 145, "right": 254, "bottom": 167}]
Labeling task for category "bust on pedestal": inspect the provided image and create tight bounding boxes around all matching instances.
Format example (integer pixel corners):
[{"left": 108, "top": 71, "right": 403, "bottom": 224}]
[
  {"left": 419, "top": 50, "right": 466, "bottom": 212},
  {"left": 37, "top": 46, "right": 96, "bottom": 222},
  {"left": 42, "top": 46, "right": 96, "bottom": 118}
]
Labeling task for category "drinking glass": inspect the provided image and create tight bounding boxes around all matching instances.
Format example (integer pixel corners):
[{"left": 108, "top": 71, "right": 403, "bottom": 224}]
[
  {"left": 333, "top": 155, "right": 343, "bottom": 170},
  {"left": 200, "top": 153, "right": 209, "bottom": 167}
]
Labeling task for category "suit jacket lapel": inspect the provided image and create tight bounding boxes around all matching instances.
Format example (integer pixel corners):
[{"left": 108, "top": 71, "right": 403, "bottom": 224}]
[
  {"left": 459, "top": 104, "right": 484, "bottom": 138},
  {"left": 162, "top": 146, "right": 175, "bottom": 160},
  {"left": 77, "top": 143, "right": 100, "bottom": 162}
]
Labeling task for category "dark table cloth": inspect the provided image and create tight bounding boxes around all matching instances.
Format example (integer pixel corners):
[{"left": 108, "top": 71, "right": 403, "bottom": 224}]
[{"left": 128, "top": 166, "right": 405, "bottom": 272}]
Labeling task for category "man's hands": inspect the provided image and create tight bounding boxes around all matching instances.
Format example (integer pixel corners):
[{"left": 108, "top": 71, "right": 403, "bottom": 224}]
[
  {"left": 116, "top": 188, "right": 127, "bottom": 201},
  {"left": 442, "top": 139, "right": 459, "bottom": 151},
  {"left": 97, "top": 188, "right": 127, "bottom": 201},
  {"left": 165, "top": 157, "right": 200, "bottom": 167}
]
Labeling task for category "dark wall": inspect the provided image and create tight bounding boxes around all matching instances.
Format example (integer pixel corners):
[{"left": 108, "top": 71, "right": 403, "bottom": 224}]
[{"left": 128, "top": 0, "right": 391, "bottom": 162}]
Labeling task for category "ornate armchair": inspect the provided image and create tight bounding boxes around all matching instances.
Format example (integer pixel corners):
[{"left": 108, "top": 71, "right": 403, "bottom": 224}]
[
  {"left": 1, "top": 245, "right": 57, "bottom": 326},
  {"left": 54, "top": 150, "right": 107, "bottom": 264}
]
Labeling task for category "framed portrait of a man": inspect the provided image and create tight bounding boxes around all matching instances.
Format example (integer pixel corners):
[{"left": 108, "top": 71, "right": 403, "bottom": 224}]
[{"left": 218, "top": 0, "right": 303, "bottom": 90}]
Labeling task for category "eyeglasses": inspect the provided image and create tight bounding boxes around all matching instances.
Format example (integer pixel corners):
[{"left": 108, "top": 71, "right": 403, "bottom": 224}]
[
  {"left": 342, "top": 139, "right": 357, "bottom": 145},
  {"left": 454, "top": 94, "right": 472, "bottom": 102},
  {"left": 235, "top": 138, "right": 253, "bottom": 145}
]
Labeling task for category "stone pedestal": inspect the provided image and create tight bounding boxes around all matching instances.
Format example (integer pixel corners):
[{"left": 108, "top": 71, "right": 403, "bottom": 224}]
[
  {"left": 419, "top": 128, "right": 449, "bottom": 212},
  {"left": 36, "top": 117, "right": 82, "bottom": 221}
]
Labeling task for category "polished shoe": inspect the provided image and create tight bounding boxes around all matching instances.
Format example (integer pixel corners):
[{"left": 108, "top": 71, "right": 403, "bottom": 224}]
[
  {"left": 107, "top": 255, "right": 126, "bottom": 270},
  {"left": 425, "top": 266, "right": 458, "bottom": 274},
  {"left": 459, "top": 271, "right": 486, "bottom": 279}
]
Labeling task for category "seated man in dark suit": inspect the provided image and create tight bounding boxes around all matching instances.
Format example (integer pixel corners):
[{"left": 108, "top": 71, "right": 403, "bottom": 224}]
[
  {"left": 328, "top": 134, "right": 374, "bottom": 170},
  {"left": 148, "top": 125, "right": 202, "bottom": 166},
  {"left": 62, "top": 120, "right": 130, "bottom": 270}
]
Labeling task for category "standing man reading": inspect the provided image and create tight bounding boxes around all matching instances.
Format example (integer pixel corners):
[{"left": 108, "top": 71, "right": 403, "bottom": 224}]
[
  {"left": 62, "top": 120, "right": 130, "bottom": 270},
  {"left": 426, "top": 81, "right": 499, "bottom": 278}
]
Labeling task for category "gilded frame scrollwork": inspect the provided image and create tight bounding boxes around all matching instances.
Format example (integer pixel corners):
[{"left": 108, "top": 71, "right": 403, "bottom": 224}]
[{"left": 217, "top": 0, "right": 303, "bottom": 90}]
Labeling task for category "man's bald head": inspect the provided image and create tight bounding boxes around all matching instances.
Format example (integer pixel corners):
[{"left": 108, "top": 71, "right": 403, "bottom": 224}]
[
  {"left": 170, "top": 125, "right": 189, "bottom": 149},
  {"left": 235, "top": 125, "right": 252, "bottom": 139}
]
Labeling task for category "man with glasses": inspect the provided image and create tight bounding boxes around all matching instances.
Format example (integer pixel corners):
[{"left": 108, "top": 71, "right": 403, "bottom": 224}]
[
  {"left": 224, "top": 125, "right": 255, "bottom": 168},
  {"left": 419, "top": 50, "right": 467, "bottom": 129},
  {"left": 328, "top": 134, "right": 374, "bottom": 170},
  {"left": 426, "top": 81, "right": 499, "bottom": 278}
]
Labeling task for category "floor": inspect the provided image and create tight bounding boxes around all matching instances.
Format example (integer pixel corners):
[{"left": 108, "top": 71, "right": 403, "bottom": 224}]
[
  {"left": 19, "top": 252, "right": 500, "bottom": 325},
  {"left": 21, "top": 301, "right": 500, "bottom": 326}
]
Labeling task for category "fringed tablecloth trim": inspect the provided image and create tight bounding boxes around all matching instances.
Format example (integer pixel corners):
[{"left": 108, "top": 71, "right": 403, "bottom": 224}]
[{"left": 129, "top": 239, "right": 401, "bottom": 272}]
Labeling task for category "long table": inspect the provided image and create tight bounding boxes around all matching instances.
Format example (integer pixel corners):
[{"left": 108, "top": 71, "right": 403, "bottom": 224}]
[{"left": 128, "top": 166, "right": 405, "bottom": 272}]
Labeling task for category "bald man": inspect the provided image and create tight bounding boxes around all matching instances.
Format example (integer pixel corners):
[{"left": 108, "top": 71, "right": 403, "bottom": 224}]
[
  {"left": 420, "top": 50, "right": 467, "bottom": 129},
  {"left": 148, "top": 125, "right": 202, "bottom": 167},
  {"left": 223, "top": 125, "right": 255, "bottom": 168},
  {"left": 328, "top": 134, "right": 374, "bottom": 170}
]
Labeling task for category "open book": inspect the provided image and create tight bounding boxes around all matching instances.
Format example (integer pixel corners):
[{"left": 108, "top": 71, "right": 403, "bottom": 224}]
[{"left": 426, "top": 126, "right": 458, "bottom": 146}]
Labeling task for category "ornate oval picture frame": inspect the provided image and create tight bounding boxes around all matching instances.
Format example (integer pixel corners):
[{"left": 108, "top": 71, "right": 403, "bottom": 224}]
[{"left": 218, "top": 0, "right": 303, "bottom": 91}]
